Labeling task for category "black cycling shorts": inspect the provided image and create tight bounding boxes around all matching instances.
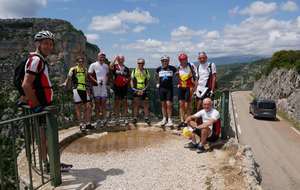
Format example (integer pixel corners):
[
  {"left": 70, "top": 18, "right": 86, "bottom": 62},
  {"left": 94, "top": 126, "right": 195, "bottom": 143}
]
[
  {"left": 159, "top": 87, "right": 173, "bottom": 102},
  {"left": 133, "top": 91, "right": 148, "bottom": 100},
  {"left": 114, "top": 86, "right": 128, "bottom": 99},
  {"left": 178, "top": 87, "right": 192, "bottom": 102},
  {"left": 75, "top": 89, "right": 91, "bottom": 104},
  {"left": 193, "top": 128, "right": 219, "bottom": 142}
]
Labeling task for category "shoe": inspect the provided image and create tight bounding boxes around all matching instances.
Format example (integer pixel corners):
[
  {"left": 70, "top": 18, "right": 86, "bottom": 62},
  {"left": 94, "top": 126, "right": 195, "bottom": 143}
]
[
  {"left": 79, "top": 123, "right": 86, "bottom": 132},
  {"left": 145, "top": 117, "right": 151, "bottom": 125},
  {"left": 124, "top": 118, "right": 129, "bottom": 125},
  {"left": 196, "top": 145, "right": 206, "bottom": 154},
  {"left": 60, "top": 163, "right": 72, "bottom": 172},
  {"left": 132, "top": 117, "right": 137, "bottom": 124},
  {"left": 184, "top": 142, "right": 198, "bottom": 149},
  {"left": 85, "top": 124, "right": 94, "bottom": 130},
  {"left": 177, "top": 122, "right": 187, "bottom": 130},
  {"left": 165, "top": 119, "right": 173, "bottom": 127},
  {"left": 157, "top": 118, "right": 167, "bottom": 126}
]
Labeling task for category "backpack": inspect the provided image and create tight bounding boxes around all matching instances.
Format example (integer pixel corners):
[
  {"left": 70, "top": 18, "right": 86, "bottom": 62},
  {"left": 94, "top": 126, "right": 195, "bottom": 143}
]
[
  {"left": 13, "top": 54, "right": 45, "bottom": 96},
  {"left": 197, "top": 62, "right": 217, "bottom": 90}
]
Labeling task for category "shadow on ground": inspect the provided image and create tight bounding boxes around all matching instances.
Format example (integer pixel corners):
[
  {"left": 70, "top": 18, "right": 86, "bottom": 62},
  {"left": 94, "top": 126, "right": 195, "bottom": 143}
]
[{"left": 59, "top": 168, "right": 124, "bottom": 189}]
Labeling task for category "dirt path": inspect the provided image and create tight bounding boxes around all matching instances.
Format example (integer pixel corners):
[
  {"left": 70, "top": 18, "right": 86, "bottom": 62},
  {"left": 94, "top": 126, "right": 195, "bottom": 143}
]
[
  {"left": 59, "top": 127, "right": 247, "bottom": 190},
  {"left": 231, "top": 91, "right": 300, "bottom": 190}
]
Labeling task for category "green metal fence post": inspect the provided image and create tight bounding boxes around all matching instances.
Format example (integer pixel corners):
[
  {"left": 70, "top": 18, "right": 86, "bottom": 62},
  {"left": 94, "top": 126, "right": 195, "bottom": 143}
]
[
  {"left": 221, "top": 90, "right": 230, "bottom": 140},
  {"left": 45, "top": 106, "right": 62, "bottom": 186}
]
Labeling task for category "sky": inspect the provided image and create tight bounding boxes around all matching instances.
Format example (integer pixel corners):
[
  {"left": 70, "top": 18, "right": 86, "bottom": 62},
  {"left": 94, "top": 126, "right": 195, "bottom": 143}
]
[{"left": 0, "top": 0, "right": 300, "bottom": 67}]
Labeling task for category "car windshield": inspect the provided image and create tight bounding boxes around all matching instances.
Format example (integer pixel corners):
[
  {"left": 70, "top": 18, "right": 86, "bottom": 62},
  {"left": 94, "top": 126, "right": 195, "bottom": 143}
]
[{"left": 258, "top": 102, "right": 276, "bottom": 109}]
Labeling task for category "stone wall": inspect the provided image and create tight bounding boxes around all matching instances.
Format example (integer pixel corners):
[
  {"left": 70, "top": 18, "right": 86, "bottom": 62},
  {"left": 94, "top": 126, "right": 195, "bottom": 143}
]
[
  {"left": 253, "top": 68, "right": 300, "bottom": 122},
  {"left": 0, "top": 18, "right": 99, "bottom": 83}
]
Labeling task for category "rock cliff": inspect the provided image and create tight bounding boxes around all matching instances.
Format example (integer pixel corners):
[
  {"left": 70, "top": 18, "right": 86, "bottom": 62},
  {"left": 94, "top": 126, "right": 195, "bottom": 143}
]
[
  {"left": 0, "top": 18, "right": 99, "bottom": 84},
  {"left": 253, "top": 68, "right": 300, "bottom": 122}
]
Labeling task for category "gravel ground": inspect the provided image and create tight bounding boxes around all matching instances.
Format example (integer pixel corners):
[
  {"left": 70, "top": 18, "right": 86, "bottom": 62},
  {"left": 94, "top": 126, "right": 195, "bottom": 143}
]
[{"left": 60, "top": 130, "right": 217, "bottom": 190}]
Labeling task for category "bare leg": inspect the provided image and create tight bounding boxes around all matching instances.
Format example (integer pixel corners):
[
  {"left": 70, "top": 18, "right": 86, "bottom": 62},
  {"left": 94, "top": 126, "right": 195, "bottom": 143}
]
[
  {"left": 114, "top": 98, "right": 120, "bottom": 117},
  {"left": 166, "top": 101, "right": 173, "bottom": 119},
  {"left": 200, "top": 128, "right": 211, "bottom": 145},
  {"left": 85, "top": 102, "right": 92, "bottom": 123},
  {"left": 144, "top": 99, "right": 149, "bottom": 117},
  {"left": 133, "top": 97, "right": 140, "bottom": 118},
  {"left": 101, "top": 99, "right": 107, "bottom": 118},
  {"left": 179, "top": 100, "right": 185, "bottom": 122},
  {"left": 161, "top": 101, "right": 167, "bottom": 118},
  {"left": 196, "top": 99, "right": 203, "bottom": 111},
  {"left": 75, "top": 104, "right": 81, "bottom": 122}
]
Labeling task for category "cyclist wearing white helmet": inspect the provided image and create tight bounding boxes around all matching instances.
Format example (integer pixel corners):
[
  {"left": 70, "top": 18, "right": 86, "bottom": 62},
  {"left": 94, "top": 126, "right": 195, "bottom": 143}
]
[{"left": 156, "top": 55, "right": 177, "bottom": 127}]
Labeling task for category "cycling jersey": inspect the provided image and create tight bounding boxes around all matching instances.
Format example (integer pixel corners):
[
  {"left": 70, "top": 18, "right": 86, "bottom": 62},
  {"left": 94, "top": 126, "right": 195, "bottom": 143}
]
[
  {"left": 25, "top": 52, "right": 53, "bottom": 107},
  {"left": 131, "top": 68, "right": 150, "bottom": 89},
  {"left": 68, "top": 65, "right": 87, "bottom": 91},
  {"left": 178, "top": 63, "right": 195, "bottom": 88},
  {"left": 88, "top": 61, "right": 109, "bottom": 85},
  {"left": 112, "top": 64, "right": 130, "bottom": 87},
  {"left": 196, "top": 62, "right": 216, "bottom": 88},
  {"left": 156, "top": 65, "right": 177, "bottom": 89}
]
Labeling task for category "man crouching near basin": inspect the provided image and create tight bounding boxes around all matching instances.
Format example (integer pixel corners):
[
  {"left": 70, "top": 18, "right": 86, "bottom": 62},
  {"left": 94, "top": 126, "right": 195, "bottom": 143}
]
[{"left": 183, "top": 97, "right": 221, "bottom": 153}]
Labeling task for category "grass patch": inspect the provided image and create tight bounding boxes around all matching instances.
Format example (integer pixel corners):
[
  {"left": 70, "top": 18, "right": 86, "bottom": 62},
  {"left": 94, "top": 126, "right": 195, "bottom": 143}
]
[{"left": 277, "top": 110, "right": 300, "bottom": 132}]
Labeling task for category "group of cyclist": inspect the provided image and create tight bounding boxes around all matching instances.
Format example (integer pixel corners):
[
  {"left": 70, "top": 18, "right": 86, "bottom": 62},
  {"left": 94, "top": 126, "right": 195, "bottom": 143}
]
[{"left": 61, "top": 47, "right": 217, "bottom": 132}]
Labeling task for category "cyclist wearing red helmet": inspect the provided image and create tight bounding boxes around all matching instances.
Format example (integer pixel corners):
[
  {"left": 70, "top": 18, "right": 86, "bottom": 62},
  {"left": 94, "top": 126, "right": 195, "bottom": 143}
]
[{"left": 176, "top": 53, "right": 196, "bottom": 130}]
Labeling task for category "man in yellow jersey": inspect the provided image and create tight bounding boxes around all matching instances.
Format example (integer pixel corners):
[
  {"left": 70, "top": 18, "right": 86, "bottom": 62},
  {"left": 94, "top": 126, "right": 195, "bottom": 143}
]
[
  {"left": 62, "top": 55, "right": 92, "bottom": 131},
  {"left": 177, "top": 53, "right": 196, "bottom": 130},
  {"left": 130, "top": 58, "right": 151, "bottom": 125}
]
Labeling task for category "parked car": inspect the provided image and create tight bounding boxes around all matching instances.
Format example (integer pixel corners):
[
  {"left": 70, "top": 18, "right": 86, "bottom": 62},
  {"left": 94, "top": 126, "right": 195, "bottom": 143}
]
[{"left": 249, "top": 99, "right": 277, "bottom": 120}]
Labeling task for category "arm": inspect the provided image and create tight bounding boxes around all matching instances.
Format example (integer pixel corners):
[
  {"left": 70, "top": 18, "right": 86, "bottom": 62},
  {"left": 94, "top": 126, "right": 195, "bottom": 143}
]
[
  {"left": 199, "top": 118, "right": 216, "bottom": 129},
  {"left": 22, "top": 74, "right": 39, "bottom": 107},
  {"left": 211, "top": 73, "right": 217, "bottom": 92}
]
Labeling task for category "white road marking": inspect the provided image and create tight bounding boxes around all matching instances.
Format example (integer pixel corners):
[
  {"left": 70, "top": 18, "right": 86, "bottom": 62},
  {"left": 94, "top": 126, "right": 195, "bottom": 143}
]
[
  {"left": 291, "top": 127, "right": 300, "bottom": 136},
  {"left": 237, "top": 124, "right": 242, "bottom": 134}
]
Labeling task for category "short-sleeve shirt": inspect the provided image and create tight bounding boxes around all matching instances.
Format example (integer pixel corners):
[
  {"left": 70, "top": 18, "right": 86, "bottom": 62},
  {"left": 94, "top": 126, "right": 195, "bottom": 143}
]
[
  {"left": 196, "top": 62, "right": 217, "bottom": 88},
  {"left": 111, "top": 64, "right": 130, "bottom": 87},
  {"left": 156, "top": 65, "right": 177, "bottom": 89},
  {"left": 193, "top": 108, "right": 220, "bottom": 123},
  {"left": 178, "top": 63, "right": 195, "bottom": 88},
  {"left": 68, "top": 66, "right": 87, "bottom": 91},
  {"left": 88, "top": 61, "right": 109, "bottom": 85},
  {"left": 131, "top": 68, "right": 150, "bottom": 89},
  {"left": 25, "top": 52, "right": 53, "bottom": 107}
]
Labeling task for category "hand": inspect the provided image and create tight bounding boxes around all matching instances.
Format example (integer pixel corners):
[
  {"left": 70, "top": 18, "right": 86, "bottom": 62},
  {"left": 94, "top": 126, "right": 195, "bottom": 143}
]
[
  {"left": 156, "top": 83, "right": 160, "bottom": 88},
  {"left": 60, "top": 82, "right": 67, "bottom": 87},
  {"left": 209, "top": 90, "right": 214, "bottom": 98},
  {"left": 32, "top": 105, "right": 43, "bottom": 113}
]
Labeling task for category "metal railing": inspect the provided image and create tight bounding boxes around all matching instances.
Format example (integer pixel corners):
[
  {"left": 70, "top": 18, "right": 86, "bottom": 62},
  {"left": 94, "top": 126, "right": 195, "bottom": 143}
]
[{"left": 0, "top": 106, "right": 61, "bottom": 190}]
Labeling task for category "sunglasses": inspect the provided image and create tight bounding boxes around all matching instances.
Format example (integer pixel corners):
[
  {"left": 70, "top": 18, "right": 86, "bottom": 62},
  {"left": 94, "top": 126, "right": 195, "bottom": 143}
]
[
  {"left": 77, "top": 59, "right": 84, "bottom": 63},
  {"left": 137, "top": 62, "right": 144, "bottom": 64}
]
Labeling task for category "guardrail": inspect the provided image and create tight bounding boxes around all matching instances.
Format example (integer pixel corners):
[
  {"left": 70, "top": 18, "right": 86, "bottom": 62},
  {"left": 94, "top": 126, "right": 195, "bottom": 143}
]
[
  {"left": 0, "top": 106, "right": 61, "bottom": 190},
  {"left": 220, "top": 90, "right": 230, "bottom": 140}
]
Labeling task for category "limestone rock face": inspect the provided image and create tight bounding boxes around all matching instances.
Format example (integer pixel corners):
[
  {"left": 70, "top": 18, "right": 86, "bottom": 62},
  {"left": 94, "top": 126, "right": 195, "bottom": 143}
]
[
  {"left": 253, "top": 68, "right": 300, "bottom": 122},
  {"left": 0, "top": 18, "right": 99, "bottom": 83}
]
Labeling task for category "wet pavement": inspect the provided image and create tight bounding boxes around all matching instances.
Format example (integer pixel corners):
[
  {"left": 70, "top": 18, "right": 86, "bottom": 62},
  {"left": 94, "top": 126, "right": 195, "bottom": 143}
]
[{"left": 63, "top": 128, "right": 176, "bottom": 154}]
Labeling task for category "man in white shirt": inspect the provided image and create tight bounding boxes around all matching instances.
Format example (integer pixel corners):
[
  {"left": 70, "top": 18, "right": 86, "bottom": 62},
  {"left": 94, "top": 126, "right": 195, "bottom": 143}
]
[
  {"left": 88, "top": 52, "right": 109, "bottom": 121},
  {"left": 195, "top": 52, "right": 217, "bottom": 111},
  {"left": 183, "top": 98, "right": 220, "bottom": 153}
]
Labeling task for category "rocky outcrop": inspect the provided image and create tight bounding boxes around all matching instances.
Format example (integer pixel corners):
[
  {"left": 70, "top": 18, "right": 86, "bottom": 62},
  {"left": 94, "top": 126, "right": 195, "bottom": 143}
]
[
  {"left": 253, "top": 68, "right": 300, "bottom": 122},
  {"left": 0, "top": 18, "right": 99, "bottom": 83}
]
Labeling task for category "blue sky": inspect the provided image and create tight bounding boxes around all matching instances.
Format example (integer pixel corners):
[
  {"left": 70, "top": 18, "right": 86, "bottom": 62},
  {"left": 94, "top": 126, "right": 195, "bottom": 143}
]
[{"left": 0, "top": 0, "right": 300, "bottom": 67}]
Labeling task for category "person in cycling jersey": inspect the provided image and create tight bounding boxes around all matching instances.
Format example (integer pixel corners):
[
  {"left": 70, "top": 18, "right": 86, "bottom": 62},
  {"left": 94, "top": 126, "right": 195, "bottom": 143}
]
[
  {"left": 131, "top": 58, "right": 151, "bottom": 124},
  {"left": 88, "top": 52, "right": 109, "bottom": 124},
  {"left": 177, "top": 53, "right": 196, "bottom": 130},
  {"left": 62, "top": 55, "right": 93, "bottom": 130},
  {"left": 110, "top": 55, "right": 130, "bottom": 124},
  {"left": 156, "top": 55, "right": 177, "bottom": 128},
  {"left": 195, "top": 52, "right": 217, "bottom": 111}
]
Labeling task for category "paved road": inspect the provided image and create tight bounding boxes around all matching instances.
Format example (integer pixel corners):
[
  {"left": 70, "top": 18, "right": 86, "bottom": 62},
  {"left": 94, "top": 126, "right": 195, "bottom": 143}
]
[{"left": 231, "top": 91, "right": 300, "bottom": 190}]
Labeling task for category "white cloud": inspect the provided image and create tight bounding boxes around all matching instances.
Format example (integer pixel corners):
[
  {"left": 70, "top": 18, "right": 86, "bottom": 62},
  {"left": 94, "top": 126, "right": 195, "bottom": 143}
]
[
  {"left": 132, "top": 26, "right": 146, "bottom": 33},
  {"left": 239, "top": 1, "right": 277, "bottom": 16},
  {"left": 0, "top": 0, "right": 47, "bottom": 18},
  {"left": 89, "top": 9, "right": 158, "bottom": 33},
  {"left": 281, "top": 1, "right": 298, "bottom": 12},
  {"left": 85, "top": 33, "right": 99, "bottom": 43},
  {"left": 122, "top": 16, "right": 300, "bottom": 59},
  {"left": 171, "top": 26, "right": 206, "bottom": 40},
  {"left": 229, "top": 6, "right": 240, "bottom": 16}
]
